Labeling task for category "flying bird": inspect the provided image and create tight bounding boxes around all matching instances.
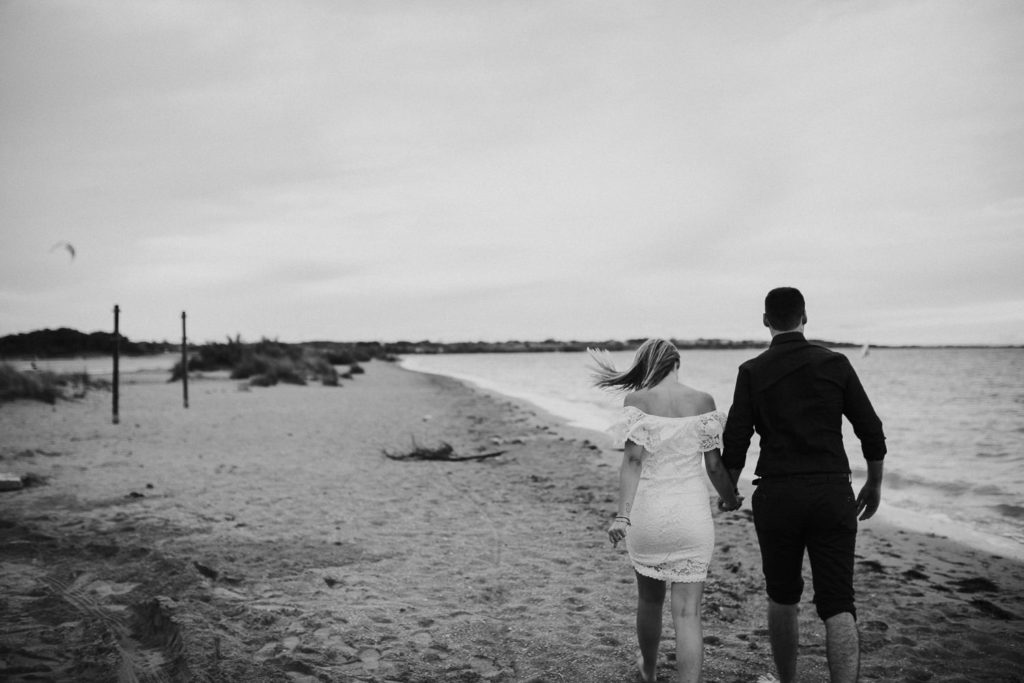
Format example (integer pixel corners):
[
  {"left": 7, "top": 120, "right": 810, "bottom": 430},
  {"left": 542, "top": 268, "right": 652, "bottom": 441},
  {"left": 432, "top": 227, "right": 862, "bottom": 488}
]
[{"left": 50, "top": 241, "right": 76, "bottom": 260}]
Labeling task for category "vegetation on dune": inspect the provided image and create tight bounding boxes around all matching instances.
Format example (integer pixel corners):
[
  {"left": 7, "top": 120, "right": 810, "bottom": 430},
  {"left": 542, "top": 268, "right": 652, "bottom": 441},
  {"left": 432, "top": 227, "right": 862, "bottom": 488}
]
[
  {"left": 168, "top": 336, "right": 376, "bottom": 387},
  {"left": 0, "top": 327, "right": 172, "bottom": 358},
  {"left": 0, "top": 363, "right": 108, "bottom": 404}
]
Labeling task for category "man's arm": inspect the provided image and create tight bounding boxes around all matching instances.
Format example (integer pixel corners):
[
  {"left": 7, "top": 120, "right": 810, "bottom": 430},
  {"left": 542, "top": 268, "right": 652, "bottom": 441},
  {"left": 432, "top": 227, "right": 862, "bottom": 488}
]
[
  {"left": 843, "top": 360, "right": 886, "bottom": 520},
  {"left": 842, "top": 362, "right": 886, "bottom": 462},
  {"left": 856, "top": 460, "right": 883, "bottom": 520},
  {"left": 722, "top": 366, "right": 755, "bottom": 486}
]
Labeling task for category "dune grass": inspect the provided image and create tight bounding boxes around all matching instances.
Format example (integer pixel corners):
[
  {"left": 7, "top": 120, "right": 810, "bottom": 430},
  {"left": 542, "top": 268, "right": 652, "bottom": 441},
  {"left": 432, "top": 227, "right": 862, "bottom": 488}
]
[
  {"left": 170, "top": 337, "right": 348, "bottom": 387},
  {"left": 0, "top": 363, "right": 104, "bottom": 404}
]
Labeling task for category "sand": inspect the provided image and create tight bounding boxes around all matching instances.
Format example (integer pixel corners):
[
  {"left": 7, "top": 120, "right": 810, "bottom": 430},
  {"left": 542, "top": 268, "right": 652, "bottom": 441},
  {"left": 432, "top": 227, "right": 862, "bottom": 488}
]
[{"left": 1, "top": 361, "right": 1022, "bottom": 682}]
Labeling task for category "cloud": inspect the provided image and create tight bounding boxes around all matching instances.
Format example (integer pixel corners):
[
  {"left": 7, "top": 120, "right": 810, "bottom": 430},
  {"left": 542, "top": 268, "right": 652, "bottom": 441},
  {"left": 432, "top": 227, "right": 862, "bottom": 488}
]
[{"left": 1, "top": 1, "right": 1022, "bottom": 345}]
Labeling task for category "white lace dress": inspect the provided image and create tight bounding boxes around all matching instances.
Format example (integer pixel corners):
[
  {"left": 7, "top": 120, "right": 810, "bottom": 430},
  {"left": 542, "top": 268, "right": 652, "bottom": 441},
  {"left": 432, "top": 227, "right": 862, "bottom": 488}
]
[{"left": 609, "top": 407, "right": 727, "bottom": 583}]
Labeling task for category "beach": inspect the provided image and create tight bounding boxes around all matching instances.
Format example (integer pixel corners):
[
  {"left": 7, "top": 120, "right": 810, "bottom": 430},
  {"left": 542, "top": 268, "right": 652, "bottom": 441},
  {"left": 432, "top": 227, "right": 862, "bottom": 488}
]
[{"left": 1, "top": 361, "right": 1022, "bottom": 682}]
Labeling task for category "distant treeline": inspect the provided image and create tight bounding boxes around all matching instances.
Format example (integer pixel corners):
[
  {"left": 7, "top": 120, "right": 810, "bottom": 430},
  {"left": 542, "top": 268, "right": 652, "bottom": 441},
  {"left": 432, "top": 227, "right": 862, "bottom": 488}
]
[
  {"left": 1, "top": 329, "right": 871, "bottom": 362},
  {"left": 0, "top": 328, "right": 173, "bottom": 359},
  {"left": 373, "top": 338, "right": 778, "bottom": 354}
]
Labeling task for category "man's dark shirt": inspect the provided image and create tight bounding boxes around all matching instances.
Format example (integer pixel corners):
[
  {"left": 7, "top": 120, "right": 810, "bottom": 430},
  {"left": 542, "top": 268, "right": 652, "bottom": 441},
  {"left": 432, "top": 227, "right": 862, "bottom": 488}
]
[{"left": 722, "top": 332, "right": 886, "bottom": 477}]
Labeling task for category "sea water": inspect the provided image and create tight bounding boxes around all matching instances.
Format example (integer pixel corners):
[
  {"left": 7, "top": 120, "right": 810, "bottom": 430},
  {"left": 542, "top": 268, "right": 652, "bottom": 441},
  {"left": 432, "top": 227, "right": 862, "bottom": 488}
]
[{"left": 401, "top": 348, "right": 1024, "bottom": 562}]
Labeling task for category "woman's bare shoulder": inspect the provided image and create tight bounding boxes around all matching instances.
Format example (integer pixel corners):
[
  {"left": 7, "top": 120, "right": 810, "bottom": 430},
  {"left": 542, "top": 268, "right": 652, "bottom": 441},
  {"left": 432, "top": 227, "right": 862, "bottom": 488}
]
[
  {"left": 673, "top": 385, "right": 716, "bottom": 413},
  {"left": 693, "top": 388, "right": 717, "bottom": 411},
  {"left": 623, "top": 391, "right": 648, "bottom": 409}
]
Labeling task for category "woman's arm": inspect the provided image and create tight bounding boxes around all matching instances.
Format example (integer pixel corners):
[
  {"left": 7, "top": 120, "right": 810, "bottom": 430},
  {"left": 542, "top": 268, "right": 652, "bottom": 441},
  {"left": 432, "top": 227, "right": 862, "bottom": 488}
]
[
  {"left": 608, "top": 440, "right": 645, "bottom": 547},
  {"left": 705, "top": 448, "right": 742, "bottom": 511}
]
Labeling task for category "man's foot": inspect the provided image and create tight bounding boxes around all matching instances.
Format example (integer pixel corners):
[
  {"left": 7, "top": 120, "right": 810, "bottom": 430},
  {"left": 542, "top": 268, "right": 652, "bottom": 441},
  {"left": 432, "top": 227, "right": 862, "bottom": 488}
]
[
  {"left": 755, "top": 675, "right": 780, "bottom": 683},
  {"left": 637, "top": 653, "right": 656, "bottom": 683}
]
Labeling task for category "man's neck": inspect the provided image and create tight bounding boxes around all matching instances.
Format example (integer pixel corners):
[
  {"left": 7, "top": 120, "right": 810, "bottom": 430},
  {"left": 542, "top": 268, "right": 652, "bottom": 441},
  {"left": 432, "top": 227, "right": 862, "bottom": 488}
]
[{"left": 769, "top": 325, "right": 804, "bottom": 338}]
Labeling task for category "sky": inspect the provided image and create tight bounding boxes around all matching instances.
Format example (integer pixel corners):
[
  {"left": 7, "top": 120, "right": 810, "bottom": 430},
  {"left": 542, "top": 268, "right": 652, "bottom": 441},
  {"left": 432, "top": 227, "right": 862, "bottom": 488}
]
[{"left": 2, "top": 0, "right": 1022, "bottom": 347}]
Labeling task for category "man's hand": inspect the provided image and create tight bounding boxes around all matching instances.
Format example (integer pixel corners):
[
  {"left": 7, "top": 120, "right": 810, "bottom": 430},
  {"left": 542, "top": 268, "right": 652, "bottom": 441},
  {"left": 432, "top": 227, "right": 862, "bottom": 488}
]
[{"left": 856, "top": 482, "right": 881, "bottom": 520}]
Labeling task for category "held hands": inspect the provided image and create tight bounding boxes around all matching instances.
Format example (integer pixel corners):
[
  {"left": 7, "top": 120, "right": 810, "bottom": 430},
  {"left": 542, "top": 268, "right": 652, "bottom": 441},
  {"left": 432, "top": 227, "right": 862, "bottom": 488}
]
[
  {"left": 716, "top": 494, "right": 744, "bottom": 512},
  {"left": 608, "top": 516, "right": 630, "bottom": 548}
]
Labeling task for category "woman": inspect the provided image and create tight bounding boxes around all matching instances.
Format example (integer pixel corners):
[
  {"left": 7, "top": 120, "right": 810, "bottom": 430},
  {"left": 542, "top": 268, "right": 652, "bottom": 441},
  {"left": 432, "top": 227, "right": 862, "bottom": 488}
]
[{"left": 591, "top": 339, "right": 742, "bottom": 683}]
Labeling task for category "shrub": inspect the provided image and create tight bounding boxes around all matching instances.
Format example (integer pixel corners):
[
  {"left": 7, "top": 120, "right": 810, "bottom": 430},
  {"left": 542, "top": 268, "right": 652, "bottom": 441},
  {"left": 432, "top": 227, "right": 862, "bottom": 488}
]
[
  {"left": 324, "top": 349, "right": 357, "bottom": 365},
  {"left": 170, "top": 340, "right": 353, "bottom": 388},
  {"left": 272, "top": 357, "right": 306, "bottom": 385},
  {"left": 248, "top": 373, "right": 278, "bottom": 387},
  {"left": 0, "top": 364, "right": 104, "bottom": 404},
  {"left": 231, "top": 354, "right": 306, "bottom": 386}
]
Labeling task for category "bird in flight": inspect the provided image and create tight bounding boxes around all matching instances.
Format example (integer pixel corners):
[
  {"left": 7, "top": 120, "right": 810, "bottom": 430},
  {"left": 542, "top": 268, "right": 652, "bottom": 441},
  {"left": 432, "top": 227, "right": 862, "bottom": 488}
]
[{"left": 50, "top": 241, "right": 76, "bottom": 260}]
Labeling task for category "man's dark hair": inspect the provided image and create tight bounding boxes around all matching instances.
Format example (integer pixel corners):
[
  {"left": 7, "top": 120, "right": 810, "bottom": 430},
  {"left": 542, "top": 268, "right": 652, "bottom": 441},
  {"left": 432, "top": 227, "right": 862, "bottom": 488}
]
[{"left": 765, "top": 287, "right": 805, "bottom": 331}]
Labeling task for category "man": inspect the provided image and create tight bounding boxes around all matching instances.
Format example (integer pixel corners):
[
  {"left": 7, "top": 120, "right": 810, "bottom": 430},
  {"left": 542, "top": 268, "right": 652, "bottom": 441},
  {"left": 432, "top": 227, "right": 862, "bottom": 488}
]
[{"left": 722, "top": 287, "right": 886, "bottom": 683}]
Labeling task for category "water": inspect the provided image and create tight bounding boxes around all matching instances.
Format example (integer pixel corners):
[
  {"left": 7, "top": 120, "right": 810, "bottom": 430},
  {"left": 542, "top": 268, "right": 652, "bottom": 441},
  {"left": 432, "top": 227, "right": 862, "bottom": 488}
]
[{"left": 401, "top": 348, "right": 1024, "bottom": 561}]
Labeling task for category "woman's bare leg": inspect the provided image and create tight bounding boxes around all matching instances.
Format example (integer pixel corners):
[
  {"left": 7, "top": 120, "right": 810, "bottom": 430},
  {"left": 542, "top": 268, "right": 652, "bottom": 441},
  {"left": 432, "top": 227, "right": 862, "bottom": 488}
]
[
  {"left": 635, "top": 572, "right": 666, "bottom": 681},
  {"left": 670, "top": 581, "right": 705, "bottom": 683}
]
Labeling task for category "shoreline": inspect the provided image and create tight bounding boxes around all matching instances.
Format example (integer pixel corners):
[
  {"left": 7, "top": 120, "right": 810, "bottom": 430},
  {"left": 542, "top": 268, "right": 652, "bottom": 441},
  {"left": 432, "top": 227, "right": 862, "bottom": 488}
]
[
  {"left": 400, "top": 359, "right": 1024, "bottom": 565},
  {"left": 396, "top": 365, "right": 1024, "bottom": 677},
  {"left": 1, "top": 361, "right": 1022, "bottom": 681}
]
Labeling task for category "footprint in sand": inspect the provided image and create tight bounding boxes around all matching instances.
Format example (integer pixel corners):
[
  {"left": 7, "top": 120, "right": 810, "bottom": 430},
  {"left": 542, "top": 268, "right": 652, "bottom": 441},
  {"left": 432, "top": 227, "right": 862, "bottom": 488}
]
[
  {"left": 950, "top": 576, "right": 999, "bottom": 593},
  {"left": 564, "top": 595, "right": 587, "bottom": 612},
  {"left": 970, "top": 599, "right": 1017, "bottom": 620},
  {"left": 902, "top": 567, "right": 929, "bottom": 581},
  {"left": 857, "top": 559, "right": 885, "bottom": 573}
]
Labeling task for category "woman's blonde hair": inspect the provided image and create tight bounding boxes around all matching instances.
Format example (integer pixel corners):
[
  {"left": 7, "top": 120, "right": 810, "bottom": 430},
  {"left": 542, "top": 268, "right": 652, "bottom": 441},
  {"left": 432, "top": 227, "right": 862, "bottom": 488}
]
[{"left": 589, "top": 338, "right": 680, "bottom": 392}]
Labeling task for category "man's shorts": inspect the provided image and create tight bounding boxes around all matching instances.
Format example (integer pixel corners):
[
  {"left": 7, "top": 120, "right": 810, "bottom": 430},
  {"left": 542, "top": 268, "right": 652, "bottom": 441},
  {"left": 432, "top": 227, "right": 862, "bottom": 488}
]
[{"left": 751, "top": 475, "right": 858, "bottom": 621}]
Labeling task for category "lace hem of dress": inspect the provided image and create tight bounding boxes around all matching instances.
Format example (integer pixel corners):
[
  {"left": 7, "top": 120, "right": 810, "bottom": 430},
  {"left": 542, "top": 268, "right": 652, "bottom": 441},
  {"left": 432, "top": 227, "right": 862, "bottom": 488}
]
[{"left": 632, "top": 558, "right": 710, "bottom": 584}]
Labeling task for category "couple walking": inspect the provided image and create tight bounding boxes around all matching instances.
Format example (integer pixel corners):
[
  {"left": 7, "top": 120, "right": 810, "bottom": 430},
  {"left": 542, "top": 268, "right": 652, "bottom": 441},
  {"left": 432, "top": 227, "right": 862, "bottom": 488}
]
[{"left": 591, "top": 287, "right": 887, "bottom": 683}]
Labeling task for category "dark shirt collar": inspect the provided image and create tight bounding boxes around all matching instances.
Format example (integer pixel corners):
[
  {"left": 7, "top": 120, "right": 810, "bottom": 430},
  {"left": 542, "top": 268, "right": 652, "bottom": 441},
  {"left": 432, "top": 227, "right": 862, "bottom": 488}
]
[{"left": 770, "top": 331, "right": 806, "bottom": 347}]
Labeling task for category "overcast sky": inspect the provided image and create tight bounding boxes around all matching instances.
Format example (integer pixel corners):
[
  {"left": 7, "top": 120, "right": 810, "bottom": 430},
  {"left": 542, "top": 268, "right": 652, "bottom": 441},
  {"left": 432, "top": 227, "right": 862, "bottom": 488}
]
[{"left": 2, "top": 0, "right": 1022, "bottom": 346}]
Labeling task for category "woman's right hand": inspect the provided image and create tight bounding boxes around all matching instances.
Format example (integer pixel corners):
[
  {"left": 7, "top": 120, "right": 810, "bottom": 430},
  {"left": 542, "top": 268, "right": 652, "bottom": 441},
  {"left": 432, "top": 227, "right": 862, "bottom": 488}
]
[{"left": 608, "top": 517, "right": 629, "bottom": 547}]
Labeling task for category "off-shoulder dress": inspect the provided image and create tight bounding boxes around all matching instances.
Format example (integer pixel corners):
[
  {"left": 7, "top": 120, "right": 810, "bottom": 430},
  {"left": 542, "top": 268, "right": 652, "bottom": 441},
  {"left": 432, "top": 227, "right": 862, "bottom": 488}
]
[{"left": 609, "top": 407, "right": 727, "bottom": 583}]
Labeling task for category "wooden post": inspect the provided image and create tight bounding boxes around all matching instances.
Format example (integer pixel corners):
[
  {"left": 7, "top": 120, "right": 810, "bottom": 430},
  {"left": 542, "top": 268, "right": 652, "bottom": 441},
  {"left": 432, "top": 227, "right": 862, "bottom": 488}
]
[
  {"left": 181, "top": 311, "right": 189, "bottom": 409},
  {"left": 112, "top": 304, "right": 120, "bottom": 424}
]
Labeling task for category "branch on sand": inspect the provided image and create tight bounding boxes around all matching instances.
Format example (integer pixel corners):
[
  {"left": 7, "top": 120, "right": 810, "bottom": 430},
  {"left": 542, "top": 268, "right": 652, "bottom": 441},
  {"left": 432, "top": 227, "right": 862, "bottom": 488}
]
[{"left": 382, "top": 438, "right": 506, "bottom": 462}]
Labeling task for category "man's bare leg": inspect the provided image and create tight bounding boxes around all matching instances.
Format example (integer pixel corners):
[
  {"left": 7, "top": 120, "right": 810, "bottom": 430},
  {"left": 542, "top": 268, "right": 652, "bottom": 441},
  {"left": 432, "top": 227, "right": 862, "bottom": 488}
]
[
  {"left": 824, "top": 612, "right": 859, "bottom": 682},
  {"left": 767, "top": 599, "right": 799, "bottom": 683}
]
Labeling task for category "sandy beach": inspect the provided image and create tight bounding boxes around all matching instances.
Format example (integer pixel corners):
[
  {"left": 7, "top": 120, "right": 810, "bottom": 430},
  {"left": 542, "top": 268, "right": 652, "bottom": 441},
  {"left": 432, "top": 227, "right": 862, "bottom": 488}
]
[{"left": 1, "top": 361, "right": 1022, "bottom": 682}]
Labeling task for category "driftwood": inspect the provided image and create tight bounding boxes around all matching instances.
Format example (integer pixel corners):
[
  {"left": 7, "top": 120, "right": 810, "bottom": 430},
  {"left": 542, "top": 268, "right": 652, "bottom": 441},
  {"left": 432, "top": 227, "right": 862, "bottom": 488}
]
[{"left": 382, "top": 439, "right": 506, "bottom": 462}]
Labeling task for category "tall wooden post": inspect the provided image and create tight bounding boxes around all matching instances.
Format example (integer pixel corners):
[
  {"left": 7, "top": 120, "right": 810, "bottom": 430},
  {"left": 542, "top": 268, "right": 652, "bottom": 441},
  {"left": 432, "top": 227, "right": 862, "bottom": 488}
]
[
  {"left": 112, "top": 304, "right": 120, "bottom": 424},
  {"left": 181, "top": 311, "right": 189, "bottom": 409}
]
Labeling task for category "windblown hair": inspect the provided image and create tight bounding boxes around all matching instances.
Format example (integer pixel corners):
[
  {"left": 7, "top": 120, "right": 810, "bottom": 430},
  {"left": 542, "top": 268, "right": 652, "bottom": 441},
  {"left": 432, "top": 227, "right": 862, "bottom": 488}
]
[
  {"left": 765, "top": 286, "right": 806, "bottom": 331},
  {"left": 589, "top": 338, "right": 680, "bottom": 393}
]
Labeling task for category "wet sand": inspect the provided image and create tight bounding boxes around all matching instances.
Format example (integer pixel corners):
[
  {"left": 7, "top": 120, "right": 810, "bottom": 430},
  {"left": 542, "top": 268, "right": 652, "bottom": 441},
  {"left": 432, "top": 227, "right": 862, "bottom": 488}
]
[{"left": 1, "top": 361, "right": 1022, "bottom": 682}]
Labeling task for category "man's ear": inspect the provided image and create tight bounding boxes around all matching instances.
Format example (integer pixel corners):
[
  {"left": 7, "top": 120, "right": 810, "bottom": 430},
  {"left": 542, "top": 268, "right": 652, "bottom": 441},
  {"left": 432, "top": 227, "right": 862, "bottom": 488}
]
[
  {"left": 762, "top": 314, "right": 770, "bottom": 328},
  {"left": 801, "top": 312, "right": 808, "bottom": 325}
]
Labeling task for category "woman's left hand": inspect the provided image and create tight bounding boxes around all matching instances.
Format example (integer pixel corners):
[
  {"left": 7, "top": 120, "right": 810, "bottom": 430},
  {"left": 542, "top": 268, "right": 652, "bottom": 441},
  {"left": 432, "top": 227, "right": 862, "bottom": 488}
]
[{"left": 608, "top": 518, "right": 629, "bottom": 547}]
